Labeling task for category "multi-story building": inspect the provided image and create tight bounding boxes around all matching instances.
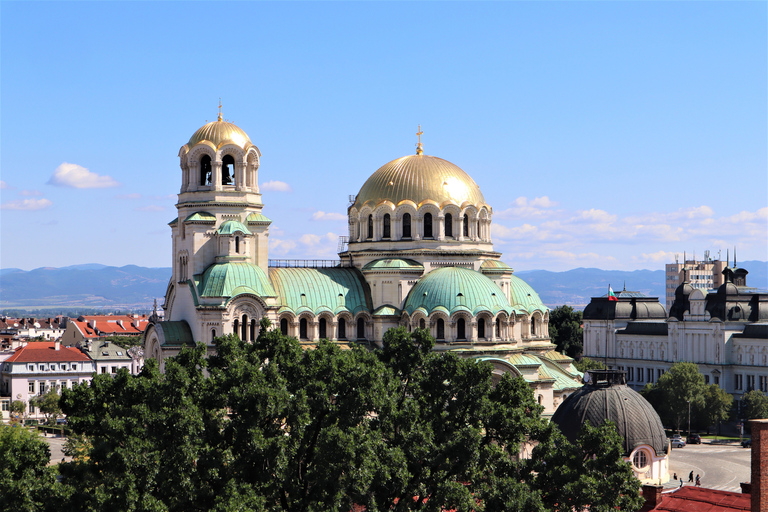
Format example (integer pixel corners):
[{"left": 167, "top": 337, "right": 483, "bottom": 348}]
[
  {"left": 60, "top": 314, "right": 149, "bottom": 347},
  {"left": 583, "top": 263, "right": 768, "bottom": 406},
  {"left": 0, "top": 341, "right": 96, "bottom": 421},
  {"left": 665, "top": 252, "right": 726, "bottom": 312}
]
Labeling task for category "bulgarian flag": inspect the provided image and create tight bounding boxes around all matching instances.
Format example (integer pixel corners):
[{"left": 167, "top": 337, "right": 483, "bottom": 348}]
[{"left": 608, "top": 285, "right": 618, "bottom": 301}]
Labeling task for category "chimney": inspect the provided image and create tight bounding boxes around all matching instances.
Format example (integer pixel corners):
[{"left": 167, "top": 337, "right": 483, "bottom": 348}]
[
  {"left": 641, "top": 484, "right": 663, "bottom": 510},
  {"left": 54, "top": 341, "right": 60, "bottom": 351},
  {"left": 750, "top": 419, "right": 768, "bottom": 512}
]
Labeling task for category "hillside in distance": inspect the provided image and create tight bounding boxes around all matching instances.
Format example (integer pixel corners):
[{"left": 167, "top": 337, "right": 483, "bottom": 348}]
[{"left": 1, "top": 261, "right": 765, "bottom": 312}]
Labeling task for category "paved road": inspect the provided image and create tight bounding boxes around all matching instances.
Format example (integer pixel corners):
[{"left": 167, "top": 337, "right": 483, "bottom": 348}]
[
  {"left": 665, "top": 443, "right": 751, "bottom": 492},
  {"left": 42, "top": 433, "right": 70, "bottom": 465}
]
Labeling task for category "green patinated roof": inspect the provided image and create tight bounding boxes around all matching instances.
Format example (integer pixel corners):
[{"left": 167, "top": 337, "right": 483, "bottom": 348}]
[
  {"left": 185, "top": 211, "right": 216, "bottom": 222},
  {"left": 157, "top": 321, "right": 195, "bottom": 346},
  {"left": 542, "top": 349, "right": 573, "bottom": 362},
  {"left": 198, "top": 262, "right": 276, "bottom": 299},
  {"left": 246, "top": 213, "right": 272, "bottom": 224},
  {"left": 507, "top": 352, "right": 543, "bottom": 368},
  {"left": 403, "top": 267, "right": 513, "bottom": 316},
  {"left": 540, "top": 359, "right": 583, "bottom": 390},
  {"left": 480, "top": 260, "right": 512, "bottom": 270},
  {"left": 509, "top": 275, "right": 548, "bottom": 314},
  {"left": 362, "top": 258, "right": 424, "bottom": 271},
  {"left": 217, "top": 220, "right": 252, "bottom": 235},
  {"left": 168, "top": 218, "right": 178, "bottom": 226},
  {"left": 269, "top": 267, "right": 371, "bottom": 316},
  {"left": 373, "top": 305, "right": 400, "bottom": 316}
]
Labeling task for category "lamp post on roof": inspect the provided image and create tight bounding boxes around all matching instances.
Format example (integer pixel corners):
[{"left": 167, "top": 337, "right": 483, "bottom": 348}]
[{"left": 687, "top": 399, "right": 691, "bottom": 439}]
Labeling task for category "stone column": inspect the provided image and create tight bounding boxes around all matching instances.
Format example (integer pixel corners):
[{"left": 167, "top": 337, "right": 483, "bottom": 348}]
[
  {"left": 437, "top": 214, "right": 445, "bottom": 241},
  {"left": 188, "top": 161, "right": 199, "bottom": 191},
  {"left": 213, "top": 162, "right": 222, "bottom": 190}
]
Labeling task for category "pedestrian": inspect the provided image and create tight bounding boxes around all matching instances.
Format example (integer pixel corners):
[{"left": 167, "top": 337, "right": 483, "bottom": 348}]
[
  {"left": 679, "top": 478, "right": 683, "bottom": 488},
  {"left": 696, "top": 475, "right": 701, "bottom": 487},
  {"left": 689, "top": 471, "right": 694, "bottom": 482},
  {"left": 673, "top": 472, "right": 677, "bottom": 481}
]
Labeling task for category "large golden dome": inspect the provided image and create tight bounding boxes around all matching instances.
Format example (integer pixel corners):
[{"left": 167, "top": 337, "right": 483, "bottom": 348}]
[
  {"left": 186, "top": 111, "right": 253, "bottom": 150},
  {"left": 353, "top": 154, "right": 487, "bottom": 210}
]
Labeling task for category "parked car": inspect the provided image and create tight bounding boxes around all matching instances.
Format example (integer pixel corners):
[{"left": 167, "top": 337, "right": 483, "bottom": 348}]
[
  {"left": 670, "top": 435, "right": 686, "bottom": 448},
  {"left": 742, "top": 439, "right": 751, "bottom": 448},
  {"left": 687, "top": 433, "right": 702, "bottom": 444}
]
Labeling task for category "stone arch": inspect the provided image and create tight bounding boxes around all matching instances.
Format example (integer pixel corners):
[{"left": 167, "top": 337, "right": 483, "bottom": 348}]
[{"left": 394, "top": 203, "right": 418, "bottom": 240}]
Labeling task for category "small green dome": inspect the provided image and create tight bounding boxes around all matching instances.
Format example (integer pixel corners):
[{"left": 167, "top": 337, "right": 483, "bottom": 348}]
[
  {"left": 218, "top": 220, "right": 252, "bottom": 235},
  {"left": 198, "top": 262, "right": 276, "bottom": 299},
  {"left": 404, "top": 267, "right": 513, "bottom": 316},
  {"left": 509, "top": 275, "right": 547, "bottom": 314}
]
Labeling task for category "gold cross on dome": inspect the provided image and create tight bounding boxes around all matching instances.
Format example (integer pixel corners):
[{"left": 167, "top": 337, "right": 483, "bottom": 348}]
[
  {"left": 218, "top": 98, "right": 223, "bottom": 121},
  {"left": 416, "top": 125, "right": 424, "bottom": 155}
]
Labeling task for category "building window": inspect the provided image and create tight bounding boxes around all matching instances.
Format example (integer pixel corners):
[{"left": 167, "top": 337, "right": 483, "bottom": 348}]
[
  {"left": 463, "top": 214, "right": 469, "bottom": 237},
  {"left": 437, "top": 318, "right": 445, "bottom": 340},
  {"left": 280, "top": 318, "right": 288, "bottom": 336},
  {"left": 1, "top": 401, "right": 8, "bottom": 412},
  {"left": 233, "top": 319, "right": 239, "bottom": 339},
  {"left": 657, "top": 369, "right": 663, "bottom": 380},
  {"left": 222, "top": 155, "right": 235, "bottom": 185},
  {"left": 419, "top": 318, "right": 426, "bottom": 330},
  {"left": 28, "top": 382, "right": 35, "bottom": 393},
  {"left": 714, "top": 375, "right": 720, "bottom": 386},
  {"left": 28, "top": 365, "right": 34, "bottom": 372},
  {"left": 200, "top": 155, "right": 212, "bottom": 185},
  {"left": 637, "top": 368, "right": 643, "bottom": 382},
  {"left": 250, "top": 319, "right": 257, "bottom": 342},
  {"left": 319, "top": 318, "right": 327, "bottom": 339},
  {"left": 211, "top": 329, "right": 216, "bottom": 341},
  {"left": 495, "top": 318, "right": 501, "bottom": 338},
  {"left": 357, "top": 318, "right": 365, "bottom": 340},
  {"left": 338, "top": 319, "right": 346, "bottom": 340},
  {"left": 456, "top": 318, "right": 466, "bottom": 340},
  {"left": 477, "top": 318, "right": 485, "bottom": 339},
  {"left": 647, "top": 368, "right": 653, "bottom": 383},
  {"left": 704, "top": 375, "right": 710, "bottom": 384},
  {"left": 40, "top": 382, "right": 47, "bottom": 393},
  {"left": 424, "top": 213, "right": 433, "bottom": 238},
  {"left": 241, "top": 314, "right": 249, "bottom": 342},
  {"left": 760, "top": 376, "right": 768, "bottom": 392},
  {"left": 735, "top": 374, "right": 743, "bottom": 391},
  {"left": 627, "top": 367, "right": 634, "bottom": 381},
  {"left": 101, "top": 367, "right": 107, "bottom": 374},
  {"left": 632, "top": 450, "right": 649, "bottom": 470},
  {"left": 111, "top": 366, "right": 118, "bottom": 374},
  {"left": 747, "top": 375, "right": 755, "bottom": 391},
  {"left": 383, "top": 214, "right": 391, "bottom": 239},
  {"left": 235, "top": 236, "right": 240, "bottom": 253},
  {"left": 402, "top": 213, "right": 411, "bottom": 238},
  {"left": 300, "top": 318, "right": 309, "bottom": 340},
  {"left": 445, "top": 213, "right": 453, "bottom": 237},
  {"left": 367, "top": 215, "right": 373, "bottom": 239}
]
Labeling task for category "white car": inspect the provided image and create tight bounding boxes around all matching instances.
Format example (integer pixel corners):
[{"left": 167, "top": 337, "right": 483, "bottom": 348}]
[{"left": 670, "top": 436, "right": 686, "bottom": 448}]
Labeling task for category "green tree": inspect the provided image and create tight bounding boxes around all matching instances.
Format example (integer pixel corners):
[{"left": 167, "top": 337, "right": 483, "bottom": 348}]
[
  {"left": 574, "top": 356, "right": 606, "bottom": 374},
  {"left": 0, "top": 425, "right": 63, "bottom": 511},
  {"left": 548, "top": 305, "right": 583, "bottom": 358},
  {"left": 742, "top": 390, "right": 768, "bottom": 421},
  {"left": 694, "top": 384, "right": 732, "bottom": 434},
  {"left": 642, "top": 362, "right": 705, "bottom": 432},
  {"left": 30, "top": 390, "right": 61, "bottom": 425},
  {"left": 9, "top": 400, "right": 26, "bottom": 422}
]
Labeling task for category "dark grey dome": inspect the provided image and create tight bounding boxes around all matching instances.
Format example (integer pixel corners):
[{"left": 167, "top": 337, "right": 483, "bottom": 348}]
[{"left": 551, "top": 370, "right": 668, "bottom": 456}]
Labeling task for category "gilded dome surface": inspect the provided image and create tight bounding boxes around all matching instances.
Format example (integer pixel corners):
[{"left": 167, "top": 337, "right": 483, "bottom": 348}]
[
  {"left": 187, "top": 115, "right": 252, "bottom": 150},
  {"left": 353, "top": 154, "right": 487, "bottom": 209}
]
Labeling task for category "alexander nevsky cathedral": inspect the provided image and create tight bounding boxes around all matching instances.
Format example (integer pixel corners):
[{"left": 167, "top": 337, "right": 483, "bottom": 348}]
[{"left": 143, "top": 109, "right": 583, "bottom": 416}]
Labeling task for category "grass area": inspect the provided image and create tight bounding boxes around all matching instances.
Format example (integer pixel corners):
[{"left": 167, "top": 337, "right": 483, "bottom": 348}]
[{"left": 701, "top": 435, "right": 743, "bottom": 441}]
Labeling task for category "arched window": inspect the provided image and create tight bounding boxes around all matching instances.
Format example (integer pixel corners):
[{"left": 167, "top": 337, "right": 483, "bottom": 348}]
[
  {"left": 424, "top": 213, "right": 433, "bottom": 238},
  {"left": 477, "top": 220, "right": 481, "bottom": 240},
  {"left": 367, "top": 215, "right": 373, "bottom": 239},
  {"left": 402, "top": 213, "right": 412, "bottom": 238},
  {"left": 235, "top": 236, "right": 240, "bottom": 254},
  {"left": 531, "top": 318, "right": 537, "bottom": 336},
  {"left": 538, "top": 395, "right": 543, "bottom": 405},
  {"left": 280, "top": 318, "right": 288, "bottom": 335},
  {"left": 632, "top": 450, "right": 649, "bottom": 470},
  {"left": 383, "top": 214, "right": 391, "bottom": 239},
  {"left": 211, "top": 329, "right": 216, "bottom": 341},
  {"left": 445, "top": 213, "right": 453, "bottom": 237},
  {"left": 242, "top": 314, "right": 249, "bottom": 341},
  {"left": 222, "top": 155, "right": 235, "bottom": 185},
  {"left": 338, "top": 319, "right": 346, "bottom": 339},
  {"left": 357, "top": 318, "right": 366, "bottom": 340},
  {"left": 300, "top": 318, "right": 308, "bottom": 340},
  {"left": 457, "top": 318, "right": 466, "bottom": 340},
  {"left": 233, "top": 319, "right": 239, "bottom": 339},
  {"left": 478, "top": 318, "right": 485, "bottom": 339},
  {"left": 419, "top": 318, "right": 426, "bottom": 330},
  {"left": 200, "top": 155, "right": 212, "bottom": 185},
  {"left": 319, "top": 318, "right": 327, "bottom": 339},
  {"left": 250, "top": 319, "right": 257, "bottom": 341},
  {"left": 495, "top": 318, "right": 501, "bottom": 338},
  {"left": 437, "top": 318, "right": 445, "bottom": 340},
  {"left": 463, "top": 214, "right": 469, "bottom": 237}
]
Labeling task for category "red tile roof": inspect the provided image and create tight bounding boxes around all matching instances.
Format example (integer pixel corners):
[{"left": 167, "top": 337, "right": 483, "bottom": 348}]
[
  {"left": 649, "top": 487, "right": 750, "bottom": 512},
  {"left": 78, "top": 315, "right": 149, "bottom": 336},
  {"left": 5, "top": 342, "right": 92, "bottom": 363}
]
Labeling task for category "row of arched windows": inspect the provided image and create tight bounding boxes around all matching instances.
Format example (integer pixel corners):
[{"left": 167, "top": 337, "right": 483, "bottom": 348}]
[
  {"left": 279, "top": 317, "right": 366, "bottom": 341},
  {"left": 415, "top": 317, "right": 500, "bottom": 341},
  {"left": 199, "top": 155, "right": 236, "bottom": 186},
  {"left": 366, "top": 212, "right": 475, "bottom": 240},
  {"left": 233, "top": 314, "right": 258, "bottom": 342}
]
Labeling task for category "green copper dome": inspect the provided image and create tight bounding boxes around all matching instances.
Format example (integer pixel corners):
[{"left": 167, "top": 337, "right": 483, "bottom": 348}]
[
  {"left": 217, "top": 220, "right": 252, "bottom": 235},
  {"left": 403, "top": 267, "right": 513, "bottom": 316},
  {"left": 269, "top": 267, "right": 372, "bottom": 316},
  {"left": 198, "top": 262, "right": 276, "bottom": 299},
  {"left": 509, "top": 275, "right": 547, "bottom": 314}
]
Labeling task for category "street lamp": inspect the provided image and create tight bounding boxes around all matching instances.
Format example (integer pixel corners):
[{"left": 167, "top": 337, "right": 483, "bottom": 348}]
[{"left": 687, "top": 400, "right": 691, "bottom": 439}]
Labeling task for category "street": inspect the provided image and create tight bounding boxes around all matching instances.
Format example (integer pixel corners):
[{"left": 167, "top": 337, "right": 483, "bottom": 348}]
[{"left": 666, "top": 442, "right": 751, "bottom": 492}]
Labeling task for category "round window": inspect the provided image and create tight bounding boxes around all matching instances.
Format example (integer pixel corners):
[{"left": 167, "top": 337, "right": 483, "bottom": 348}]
[{"left": 632, "top": 450, "right": 648, "bottom": 470}]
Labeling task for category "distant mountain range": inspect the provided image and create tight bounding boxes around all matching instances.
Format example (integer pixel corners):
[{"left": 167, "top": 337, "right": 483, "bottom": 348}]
[{"left": 1, "top": 261, "right": 766, "bottom": 313}]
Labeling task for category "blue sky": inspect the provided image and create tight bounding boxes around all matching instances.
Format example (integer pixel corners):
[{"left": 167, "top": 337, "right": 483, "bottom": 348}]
[{"left": 1, "top": 1, "right": 766, "bottom": 272}]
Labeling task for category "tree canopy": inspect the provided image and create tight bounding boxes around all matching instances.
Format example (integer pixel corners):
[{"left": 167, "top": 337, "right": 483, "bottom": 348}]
[
  {"left": 742, "top": 390, "right": 768, "bottom": 422},
  {"left": 55, "top": 326, "right": 642, "bottom": 512},
  {"left": 548, "top": 306, "right": 583, "bottom": 358},
  {"left": 573, "top": 357, "right": 605, "bottom": 374},
  {"left": 640, "top": 362, "right": 706, "bottom": 432},
  {"left": 30, "top": 390, "right": 62, "bottom": 425}
]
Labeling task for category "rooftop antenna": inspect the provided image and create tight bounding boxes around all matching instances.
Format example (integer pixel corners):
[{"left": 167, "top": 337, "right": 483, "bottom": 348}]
[
  {"left": 734, "top": 247, "right": 737, "bottom": 268},
  {"left": 726, "top": 248, "right": 730, "bottom": 267},
  {"left": 416, "top": 125, "right": 424, "bottom": 155}
]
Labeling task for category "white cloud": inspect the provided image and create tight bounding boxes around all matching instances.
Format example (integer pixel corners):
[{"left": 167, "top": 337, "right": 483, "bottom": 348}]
[
  {"left": 312, "top": 211, "right": 346, "bottom": 221},
  {"left": 48, "top": 162, "right": 120, "bottom": 188},
  {"left": 634, "top": 250, "right": 678, "bottom": 264},
  {"left": 19, "top": 189, "right": 42, "bottom": 197},
  {"left": 269, "top": 238, "right": 298, "bottom": 255},
  {"left": 261, "top": 180, "right": 292, "bottom": 192},
  {"left": 0, "top": 181, "right": 8, "bottom": 189},
  {"left": 116, "top": 193, "right": 142, "bottom": 200},
  {"left": 1, "top": 198, "right": 53, "bottom": 210},
  {"left": 135, "top": 205, "right": 164, "bottom": 212},
  {"left": 495, "top": 196, "right": 560, "bottom": 220},
  {"left": 299, "top": 232, "right": 338, "bottom": 246}
]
